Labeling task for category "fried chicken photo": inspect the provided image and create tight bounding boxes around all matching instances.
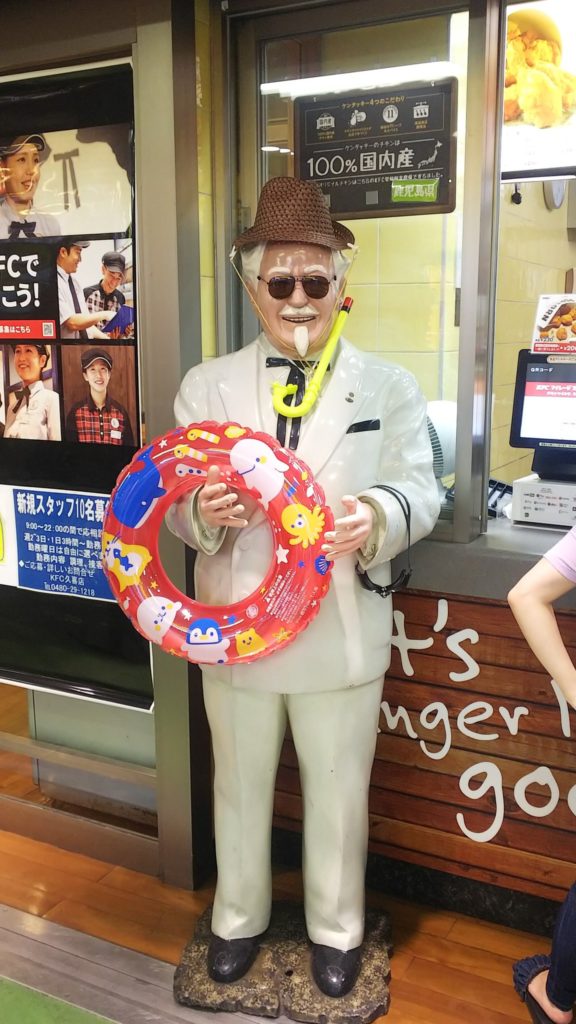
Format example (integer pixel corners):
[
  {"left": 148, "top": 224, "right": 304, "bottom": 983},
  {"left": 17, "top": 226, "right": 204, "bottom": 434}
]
[
  {"left": 516, "top": 65, "right": 563, "bottom": 128},
  {"left": 503, "top": 14, "right": 575, "bottom": 128},
  {"left": 504, "top": 83, "right": 522, "bottom": 121}
]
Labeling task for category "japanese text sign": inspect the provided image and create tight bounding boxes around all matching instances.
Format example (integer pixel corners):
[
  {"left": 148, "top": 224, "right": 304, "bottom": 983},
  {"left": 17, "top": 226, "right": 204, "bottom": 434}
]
[
  {"left": 0, "top": 243, "right": 58, "bottom": 340},
  {"left": 295, "top": 78, "right": 457, "bottom": 218},
  {"left": 2, "top": 485, "right": 113, "bottom": 600}
]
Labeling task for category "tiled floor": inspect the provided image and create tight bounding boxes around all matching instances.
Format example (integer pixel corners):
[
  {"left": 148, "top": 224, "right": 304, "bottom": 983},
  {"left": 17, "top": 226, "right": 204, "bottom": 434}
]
[{"left": 0, "top": 905, "right": 208, "bottom": 1024}]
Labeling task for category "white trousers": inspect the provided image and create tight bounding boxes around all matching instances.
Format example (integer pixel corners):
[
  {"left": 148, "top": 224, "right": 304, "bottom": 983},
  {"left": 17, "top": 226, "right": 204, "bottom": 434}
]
[{"left": 203, "top": 676, "right": 383, "bottom": 951}]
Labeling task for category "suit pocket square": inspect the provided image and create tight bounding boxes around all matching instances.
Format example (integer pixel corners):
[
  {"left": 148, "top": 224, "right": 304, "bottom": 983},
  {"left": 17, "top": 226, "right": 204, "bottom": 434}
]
[{"left": 346, "top": 419, "right": 381, "bottom": 434}]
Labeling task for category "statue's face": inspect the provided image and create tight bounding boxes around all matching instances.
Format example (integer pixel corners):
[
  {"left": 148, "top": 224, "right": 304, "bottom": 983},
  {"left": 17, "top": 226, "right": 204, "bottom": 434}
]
[{"left": 253, "top": 242, "right": 338, "bottom": 355}]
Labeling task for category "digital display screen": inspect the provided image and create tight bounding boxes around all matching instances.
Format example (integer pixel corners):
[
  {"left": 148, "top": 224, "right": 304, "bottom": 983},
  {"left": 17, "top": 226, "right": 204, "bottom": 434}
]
[
  {"left": 510, "top": 350, "right": 576, "bottom": 450},
  {"left": 502, "top": 1, "right": 576, "bottom": 180}
]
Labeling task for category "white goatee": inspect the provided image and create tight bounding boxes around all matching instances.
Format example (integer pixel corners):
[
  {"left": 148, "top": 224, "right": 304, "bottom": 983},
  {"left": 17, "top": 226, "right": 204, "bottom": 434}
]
[{"left": 293, "top": 324, "right": 310, "bottom": 357}]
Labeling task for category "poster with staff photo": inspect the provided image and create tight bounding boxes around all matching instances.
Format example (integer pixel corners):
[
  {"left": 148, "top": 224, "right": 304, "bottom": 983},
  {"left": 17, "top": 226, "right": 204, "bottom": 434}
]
[
  {"left": 0, "top": 65, "right": 151, "bottom": 707},
  {"left": 0, "top": 119, "right": 139, "bottom": 449}
]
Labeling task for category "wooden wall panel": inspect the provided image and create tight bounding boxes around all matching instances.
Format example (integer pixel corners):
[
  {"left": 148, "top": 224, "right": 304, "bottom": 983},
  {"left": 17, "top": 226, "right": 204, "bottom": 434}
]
[{"left": 272, "top": 591, "right": 576, "bottom": 903}]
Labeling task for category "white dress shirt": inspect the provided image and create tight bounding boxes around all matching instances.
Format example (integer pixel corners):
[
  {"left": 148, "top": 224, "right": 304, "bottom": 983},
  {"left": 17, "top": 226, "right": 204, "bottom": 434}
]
[
  {"left": 0, "top": 197, "right": 61, "bottom": 239},
  {"left": 57, "top": 265, "right": 89, "bottom": 340},
  {"left": 4, "top": 379, "right": 61, "bottom": 440}
]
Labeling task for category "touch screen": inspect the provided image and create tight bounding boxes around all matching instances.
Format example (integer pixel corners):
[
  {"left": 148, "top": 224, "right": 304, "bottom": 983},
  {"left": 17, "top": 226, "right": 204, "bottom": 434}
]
[{"left": 510, "top": 350, "right": 576, "bottom": 449}]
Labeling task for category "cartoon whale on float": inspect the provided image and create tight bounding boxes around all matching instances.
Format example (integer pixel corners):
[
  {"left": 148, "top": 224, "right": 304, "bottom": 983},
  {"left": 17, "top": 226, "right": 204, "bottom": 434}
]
[
  {"left": 111, "top": 446, "right": 167, "bottom": 529},
  {"left": 230, "top": 438, "right": 289, "bottom": 509}
]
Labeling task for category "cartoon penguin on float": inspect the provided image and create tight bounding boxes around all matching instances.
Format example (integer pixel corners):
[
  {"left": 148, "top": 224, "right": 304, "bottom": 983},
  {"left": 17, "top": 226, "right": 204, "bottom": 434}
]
[{"left": 181, "top": 617, "right": 231, "bottom": 664}]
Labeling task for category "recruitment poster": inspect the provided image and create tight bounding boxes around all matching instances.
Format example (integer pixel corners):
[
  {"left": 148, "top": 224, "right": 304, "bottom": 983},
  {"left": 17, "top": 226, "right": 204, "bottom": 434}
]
[
  {"left": 0, "top": 64, "right": 151, "bottom": 705},
  {"left": 0, "top": 482, "right": 113, "bottom": 601}
]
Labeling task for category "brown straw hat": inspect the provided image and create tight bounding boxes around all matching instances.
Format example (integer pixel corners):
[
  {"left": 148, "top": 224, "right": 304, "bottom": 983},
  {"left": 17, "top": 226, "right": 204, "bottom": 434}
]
[{"left": 234, "top": 177, "right": 355, "bottom": 251}]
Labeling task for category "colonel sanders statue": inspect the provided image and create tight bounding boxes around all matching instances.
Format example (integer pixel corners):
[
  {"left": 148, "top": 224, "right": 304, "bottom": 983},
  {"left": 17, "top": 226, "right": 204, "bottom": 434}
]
[{"left": 167, "top": 177, "right": 439, "bottom": 997}]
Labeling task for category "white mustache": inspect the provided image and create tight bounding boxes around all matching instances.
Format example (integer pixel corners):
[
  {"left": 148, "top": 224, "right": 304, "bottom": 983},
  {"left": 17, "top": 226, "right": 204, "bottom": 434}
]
[{"left": 279, "top": 303, "right": 318, "bottom": 318}]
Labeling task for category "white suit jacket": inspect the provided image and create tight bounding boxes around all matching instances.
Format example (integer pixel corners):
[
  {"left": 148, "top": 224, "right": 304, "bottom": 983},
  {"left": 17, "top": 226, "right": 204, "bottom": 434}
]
[{"left": 168, "top": 335, "right": 439, "bottom": 693}]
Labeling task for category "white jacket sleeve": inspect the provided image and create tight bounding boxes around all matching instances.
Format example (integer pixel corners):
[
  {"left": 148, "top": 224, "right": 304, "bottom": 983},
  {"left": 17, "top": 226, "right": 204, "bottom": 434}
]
[
  {"left": 357, "top": 368, "right": 439, "bottom": 568},
  {"left": 164, "top": 366, "right": 227, "bottom": 555}
]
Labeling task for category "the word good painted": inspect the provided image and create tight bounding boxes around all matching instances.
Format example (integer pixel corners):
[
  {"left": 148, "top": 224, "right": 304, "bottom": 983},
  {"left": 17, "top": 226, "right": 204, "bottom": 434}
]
[{"left": 382, "top": 597, "right": 575, "bottom": 843}]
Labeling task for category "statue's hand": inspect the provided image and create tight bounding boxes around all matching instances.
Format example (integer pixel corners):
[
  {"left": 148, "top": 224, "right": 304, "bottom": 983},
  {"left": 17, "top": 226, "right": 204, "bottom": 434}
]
[
  {"left": 322, "top": 495, "right": 373, "bottom": 560},
  {"left": 197, "top": 465, "right": 249, "bottom": 529}
]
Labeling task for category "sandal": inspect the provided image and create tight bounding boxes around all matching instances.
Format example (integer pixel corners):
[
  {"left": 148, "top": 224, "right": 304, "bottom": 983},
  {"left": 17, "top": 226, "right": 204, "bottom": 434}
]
[
  {"left": 513, "top": 955, "right": 568, "bottom": 1024},
  {"left": 513, "top": 955, "right": 552, "bottom": 1002},
  {"left": 524, "top": 990, "right": 558, "bottom": 1024}
]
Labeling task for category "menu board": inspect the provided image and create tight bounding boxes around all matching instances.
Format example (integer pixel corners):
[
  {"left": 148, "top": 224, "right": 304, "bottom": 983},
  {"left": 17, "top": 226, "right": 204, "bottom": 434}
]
[
  {"left": 295, "top": 78, "right": 457, "bottom": 218},
  {"left": 502, "top": 1, "right": 576, "bottom": 179}
]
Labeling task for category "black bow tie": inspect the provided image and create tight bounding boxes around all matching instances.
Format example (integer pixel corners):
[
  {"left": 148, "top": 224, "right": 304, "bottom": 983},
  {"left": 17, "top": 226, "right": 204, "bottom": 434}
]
[
  {"left": 265, "top": 356, "right": 317, "bottom": 370},
  {"left": 265, "top": 356, "right": 330, "bottom": 381},
  {"left": 13, "top": 385, "right": 31, "bottom": 413},
  {"left": 8, "top": 221, "right": 37, "bottom": 239}
]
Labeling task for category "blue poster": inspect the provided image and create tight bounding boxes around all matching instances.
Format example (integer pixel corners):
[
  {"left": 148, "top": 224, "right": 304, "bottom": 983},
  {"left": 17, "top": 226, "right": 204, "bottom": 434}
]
[{"left": 12, "top": 486, "right": 113, "bottom": 600}]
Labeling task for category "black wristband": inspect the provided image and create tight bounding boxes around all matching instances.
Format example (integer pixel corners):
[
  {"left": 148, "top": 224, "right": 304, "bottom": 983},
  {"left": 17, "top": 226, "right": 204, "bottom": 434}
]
[{"left": 355, "top": 485, "right": 412, "bottom": 599}]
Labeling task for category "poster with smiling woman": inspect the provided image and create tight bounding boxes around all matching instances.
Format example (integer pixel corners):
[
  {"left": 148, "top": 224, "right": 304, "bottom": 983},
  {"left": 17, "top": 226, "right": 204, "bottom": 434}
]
[
  {"left": 0, "top": 133, "right": 61, "bottom": 239},
  {"left": 0, "top": 125, "right": 132, "bottom": 239},
  {"left": 0, "top": 63, "right": 139, "bottom": 458},
  {"left": 2, "top": 342, "right": 61, "bottom": 441}
]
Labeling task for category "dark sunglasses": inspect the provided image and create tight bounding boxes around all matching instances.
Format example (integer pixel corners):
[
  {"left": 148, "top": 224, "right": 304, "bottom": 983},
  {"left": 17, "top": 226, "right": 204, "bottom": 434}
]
[{"left": 257, "top": 274, "right": 335, "bottom": 300}]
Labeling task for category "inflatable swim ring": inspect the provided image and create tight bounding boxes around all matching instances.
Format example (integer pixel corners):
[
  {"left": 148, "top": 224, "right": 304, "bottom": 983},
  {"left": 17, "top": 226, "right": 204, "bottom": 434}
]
[{"left": 101, "top": 421, "right": 334, "bottom": 665}]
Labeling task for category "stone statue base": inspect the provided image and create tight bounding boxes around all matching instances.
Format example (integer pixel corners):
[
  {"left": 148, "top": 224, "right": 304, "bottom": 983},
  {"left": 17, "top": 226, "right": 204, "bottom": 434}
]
[{"left": 173, "top": 902, "right": 392, "bottom": 1023}]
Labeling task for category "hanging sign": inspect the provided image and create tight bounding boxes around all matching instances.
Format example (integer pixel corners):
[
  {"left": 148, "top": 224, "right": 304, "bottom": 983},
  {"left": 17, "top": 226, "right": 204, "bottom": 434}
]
[{"left": 295, "top": 78, "right": 457, "bottom": 218}]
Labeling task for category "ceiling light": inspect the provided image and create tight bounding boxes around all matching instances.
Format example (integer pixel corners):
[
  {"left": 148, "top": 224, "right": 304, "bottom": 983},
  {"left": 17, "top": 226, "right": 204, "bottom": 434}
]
[{"left": 261, "top": 62, "right": 459, "bottom": 99}]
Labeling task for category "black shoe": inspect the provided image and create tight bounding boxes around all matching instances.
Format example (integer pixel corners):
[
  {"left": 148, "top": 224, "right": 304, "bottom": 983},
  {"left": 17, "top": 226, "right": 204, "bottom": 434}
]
[
  {"left": 311, "top": 943, "right": 362, "bottom": 998},
  {"left": 207, "top": 933, "right": 260, "bottom": 983}
]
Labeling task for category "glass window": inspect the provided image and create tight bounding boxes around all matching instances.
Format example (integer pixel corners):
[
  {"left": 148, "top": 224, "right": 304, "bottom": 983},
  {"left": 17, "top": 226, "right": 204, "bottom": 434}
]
[
  {"left": 492, "top": 1, "right": 576, "bottom": 493},
  {"left": 242, "top": 10, "right": 471, "bottom": 524}
]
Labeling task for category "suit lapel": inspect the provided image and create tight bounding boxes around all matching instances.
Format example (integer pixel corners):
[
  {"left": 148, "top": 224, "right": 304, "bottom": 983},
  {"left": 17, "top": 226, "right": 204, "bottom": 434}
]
[{"left": 216, "top": 341, "right": 266, "bottom": 432}]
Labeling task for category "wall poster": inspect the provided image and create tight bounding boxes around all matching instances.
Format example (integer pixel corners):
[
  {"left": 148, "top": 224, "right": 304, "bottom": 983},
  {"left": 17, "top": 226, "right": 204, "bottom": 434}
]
[
  {"left": 295, "top": 78, "right": 457, "bottom": 218},
  {"left": 531, "top": 293, "right": 576, "bottom": 353},
  {"left": 0, "top": 65, "right": 152, "bottom": 708}
]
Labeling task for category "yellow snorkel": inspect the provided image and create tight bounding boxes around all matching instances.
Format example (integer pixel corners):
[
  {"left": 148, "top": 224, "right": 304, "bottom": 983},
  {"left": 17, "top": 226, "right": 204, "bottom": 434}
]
[{"left": 271, "top": 296, "right": 353, "bottom": 418}]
